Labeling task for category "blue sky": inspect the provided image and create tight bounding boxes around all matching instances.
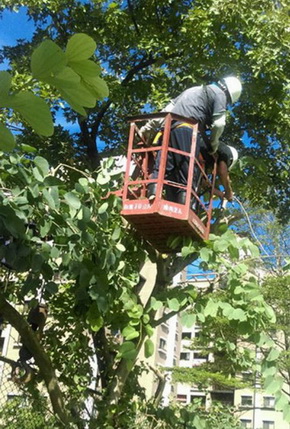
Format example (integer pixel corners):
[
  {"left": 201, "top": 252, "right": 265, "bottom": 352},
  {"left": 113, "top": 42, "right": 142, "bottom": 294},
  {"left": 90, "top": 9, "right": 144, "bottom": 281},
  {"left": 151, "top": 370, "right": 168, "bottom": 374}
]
[{"left": 0, "top": 7, "right": 34, "bottom": 53}]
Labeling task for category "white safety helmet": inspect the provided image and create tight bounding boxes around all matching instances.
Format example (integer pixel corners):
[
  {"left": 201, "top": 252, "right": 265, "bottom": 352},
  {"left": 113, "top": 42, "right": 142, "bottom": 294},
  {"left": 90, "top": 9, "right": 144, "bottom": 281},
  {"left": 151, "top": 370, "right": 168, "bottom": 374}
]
[
  {"left": 220, "top": 76, "right": 242, "bottom": 104},
  {"left": 227, "top": 145, "right": 238, "bottom": 170}
]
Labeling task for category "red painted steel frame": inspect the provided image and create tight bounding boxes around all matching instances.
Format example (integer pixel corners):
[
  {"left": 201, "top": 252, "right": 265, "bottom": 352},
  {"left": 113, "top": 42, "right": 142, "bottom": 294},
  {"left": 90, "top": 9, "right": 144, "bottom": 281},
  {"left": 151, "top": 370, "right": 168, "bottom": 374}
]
[{"left": 121, "top": 113, "right": 217, "bottom": 253}]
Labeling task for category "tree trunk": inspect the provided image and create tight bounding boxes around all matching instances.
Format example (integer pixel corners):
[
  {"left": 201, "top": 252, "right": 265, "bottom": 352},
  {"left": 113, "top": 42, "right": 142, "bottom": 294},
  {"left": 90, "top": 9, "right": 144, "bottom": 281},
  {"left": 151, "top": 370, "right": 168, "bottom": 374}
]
[{"left": 0, "top": 294, "right": 71, "bottom": 426}]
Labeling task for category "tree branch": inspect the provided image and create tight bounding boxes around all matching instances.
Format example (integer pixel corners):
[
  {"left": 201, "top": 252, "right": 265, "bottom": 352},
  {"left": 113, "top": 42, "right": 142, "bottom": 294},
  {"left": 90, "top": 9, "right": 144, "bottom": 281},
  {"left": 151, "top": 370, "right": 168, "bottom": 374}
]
[
  {"left": 127, "top": 0, "right": 141, "bottom": 36},
  {"left": 0, "top": 294, "right": 70, "bottom": 426}
]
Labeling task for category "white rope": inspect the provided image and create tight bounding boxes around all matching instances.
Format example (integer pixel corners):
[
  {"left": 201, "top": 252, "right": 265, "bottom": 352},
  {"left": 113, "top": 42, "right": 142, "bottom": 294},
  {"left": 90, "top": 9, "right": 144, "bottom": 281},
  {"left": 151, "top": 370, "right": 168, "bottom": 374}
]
[{"left": 232, "top": 196, "right": 270, "bottom": 257}]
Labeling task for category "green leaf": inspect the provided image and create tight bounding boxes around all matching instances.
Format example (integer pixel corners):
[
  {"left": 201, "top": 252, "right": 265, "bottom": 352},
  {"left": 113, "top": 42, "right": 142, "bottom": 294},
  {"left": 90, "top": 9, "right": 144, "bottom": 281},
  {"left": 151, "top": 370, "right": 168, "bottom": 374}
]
[
  {"left": 8, "top": 92, "right": 54, "bottom": 136},
  {"left": 116, "top": 243, "right": 126, "bottom": 252},
  {"left": 264, "top": 303, "right": 276, "bottom": 323},
  {"left": 21, "top": 144, "right": 37, "bottom": 153},
  {"left": 97, "top": 172, "right": 111, "bottom": 185},
  {"left": 39, "top": 220, "right": 52, "bottom": 237},
  {"left": 199, "top": 247, "right": 211, "bottom": 262},
  {"left": 150, "top": 297, "right": 163, "bottom": 311},
  {"left": 42, "top": 189, "right": 56, "bottom": 209},
  {"left": 283, "top": 403, "right": 290, "bottom": 422},
  {"left": 144, "top": 339, "right": 154, "bottom": 358},
  {"left": 31, "top": 39, "right": 67, "bottom": 78},
  {"left": 112, "top": 226, "right": 121, "bottom": 241},
  {"left": 167, "top": 298, "right": 180, "bottom": 312},
  {"left": 0, "top": 123, "right": 15, "bottom": 151},
  {"left": 275, "top": 392, "right": 289, "bottom": 411},
  {"left": 193, "top": 415, "right": 206, "bottom": 429},
  {"left": 59, "top": 82, "right": 96, "bottom": 108},
  {"left": 181, "top": 245, "right": 193, "bottom": 258},
  {"left": 32, "top": 166, "right": 44, "bottom": 182},
  {"left": 82, "top": 76, "right": 109, "bottom": 99},
  {"left": 119, "top": 341, "right": 138, "bottom": 360},
  {"left": 264, "top": 375, "right": 283, "bottom": 394},
  {"left": 98, "top": 202, "right": 108, "bottom": 214},
  {"left": 262, "top": 364, "right": 277, "bottom": 378},
  {"left": 145, "top": 324, "right": 154, "bottom": 337},
  {"left": 230, "top": 308, "right": 247, "bottom": 322},
  {"left": 0, "top": 71, "right": 11, "bottom": 97},
  {"left": 90, "top": 315, "right": 104, "bottom": 332},
  {"left": 87, "top": 303, "right": 104, "bottom": 332},
  {"left": 34, "top": 156, "right": 50, "bottom": 177},
  {"left": 204, "top": 299, "right": 219, "bottom": 317},
  {"left": 64, "top": 192, "right": 81, "bottom": 210},
  {"left": 181, "top": 312, "right": 196, "bottom": 328},
  {"left": 122, "top": 325, "right": 139, "bottom": 340},
  {"left": 51, "top": 66, "right": 80, "bottom": 88},
  {"left": 45, "top": 281, "right": 58, "bottom": 295},
  {"left": 266, "top": 348, "right": 280, "bottom": 362},
  {"left": 69, "top": 59, "right": 101, "bottom": 77},
  {"left": 66, "top": 33, "right": 96, "bottom": 62},
  {"left": 213, "top": 239, "right": 229, "bottom": 252},
  {"left": 220, "top": 302, "right": 234, "bottom": 317}
]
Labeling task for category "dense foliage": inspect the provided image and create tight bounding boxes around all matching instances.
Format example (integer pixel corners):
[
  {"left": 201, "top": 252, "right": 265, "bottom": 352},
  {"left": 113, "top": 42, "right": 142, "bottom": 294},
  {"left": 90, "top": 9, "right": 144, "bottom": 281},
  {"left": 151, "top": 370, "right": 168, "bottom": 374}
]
[
  {"left": 0, "top": 0, "right": 289, "bottom": 220},
  {"left": 0, "top": 1, "right": 289, "bottom": 428}
]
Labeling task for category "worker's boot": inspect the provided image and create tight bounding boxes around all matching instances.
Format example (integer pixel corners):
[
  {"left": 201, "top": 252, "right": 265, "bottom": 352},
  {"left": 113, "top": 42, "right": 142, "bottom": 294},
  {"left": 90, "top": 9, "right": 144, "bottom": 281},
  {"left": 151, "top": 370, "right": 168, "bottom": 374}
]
[
  {"left": 147, "top": 183, "right": 157, "bottom": 201},
  {"left": 176, "top": 190, "right": 186, "bottom": 205}
]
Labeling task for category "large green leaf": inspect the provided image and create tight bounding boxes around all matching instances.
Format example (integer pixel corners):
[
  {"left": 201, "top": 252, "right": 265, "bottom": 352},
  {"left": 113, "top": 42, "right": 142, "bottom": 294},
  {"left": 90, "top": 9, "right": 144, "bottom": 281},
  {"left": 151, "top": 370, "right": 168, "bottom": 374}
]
[
  {"left": 167, "top": 297, "right": 180, "bottom": 311},
  {"left": 8, "top": 92, "right": 54, "bottom": 136},
  {"left": 144, "top": 339, "right": 154, "bottom": 358},
  {"left": 0, "top": 123, "right": 15, "bottom": 151},
  {"left": 203, "top": 299, "right": 219, "bottom": 317},
  {"left": 69, "top": 60, "right": 101, "bottom": 78},
  {"left": 31, "top": 40, "right": 67, "bottom": 78},
  {"left": 34, "top": 156, "right": 50, "bottom": 177},
  {"left": 122, "top": 325, "right": 139, "bottom": 340},
  {"left": 264, "top": 375, "right": 284, "bottom": 394},
  {"left": 59, "top": 82, "right": 96, "bottom": 108},
  {"left": 50, "top": 67, "right": 81, "bottom": 88},
  {"left": 83, "top": 76, "right": 109, "bottom": 99},
  {"left": 0, "top": 71, "right": 11, "bottom": 97},
  {"left": 65, "top": 33, "right": 96, "bottom": 62},
  {"left": 119, "top": 341, "right": 138, "bottom": 360},
  {"left": 181, "top": 311, "right": 196, "bottom": 328},
  {"left": 266, "top": 348, "right": 280, "bottom": 362},
  {"left": 64, "top": 192, "right": 81, "bottom": 210}
]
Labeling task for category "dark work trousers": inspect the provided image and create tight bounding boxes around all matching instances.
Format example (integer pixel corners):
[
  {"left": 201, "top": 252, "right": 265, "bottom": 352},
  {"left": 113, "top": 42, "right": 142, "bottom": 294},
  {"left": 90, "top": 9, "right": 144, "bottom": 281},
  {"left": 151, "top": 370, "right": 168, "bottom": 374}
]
[{"left": 151, "top": 126, "right": 204, "bottom": 201}]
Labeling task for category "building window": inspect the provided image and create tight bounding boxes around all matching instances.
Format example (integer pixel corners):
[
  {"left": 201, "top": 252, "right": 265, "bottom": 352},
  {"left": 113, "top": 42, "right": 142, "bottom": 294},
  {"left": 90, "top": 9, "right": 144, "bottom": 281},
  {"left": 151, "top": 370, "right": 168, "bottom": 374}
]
[
  {"left": 159, "top": 338, "right": 166, "bottom": 350},
  {"left": 193, "top": 351, "right": 208, "bottom": 360},
  {"left": 241, "top": 372, "right": 253, "bottom": 383},
  {"left": 161, "top": 324, "right": 169, "bottom": 334},
  {"left": 0, "top": 337, "right": 4, "bottom": 354},
  {"left": 241, "top": 395, "right": 253, "bottom": 407},
  {"left": 181, "top": 332, "right": 192, "bottom": 340},
  {"left": 194, "top": 330, "right": 201, "bottom": 338},
  {"left": 262, "top": 421, "right": 275, "bottom": 429},
  {"left": 180, "top": 352, "right": 190, "bottom": 360},
  {"left": 211, "top": 391, "right": 234, "bottom": 406},
  {"left": 190, "top": 395, "right": 206, "bottom": 405},
  {"left": 263, "top": 396, "right": 275, "bottom": 409},
  {"left": 158, "top": 350, "right": 166, "bottom": 360},
  {"left": 240, "top": 420, "right": 252, "bottom": 428},
  {"left": 177, "top": 394, "right": 187, "bottom": 403}
]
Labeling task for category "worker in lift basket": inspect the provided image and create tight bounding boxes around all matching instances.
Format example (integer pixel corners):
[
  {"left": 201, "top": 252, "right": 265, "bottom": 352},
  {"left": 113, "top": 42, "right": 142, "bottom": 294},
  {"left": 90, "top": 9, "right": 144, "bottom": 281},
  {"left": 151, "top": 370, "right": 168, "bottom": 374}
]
[
  {"left": 201, "top": 142, "right": 238, "bottom": 203},
  {"left": 142, "top": 76, "right": 242, "bottom": 203}
]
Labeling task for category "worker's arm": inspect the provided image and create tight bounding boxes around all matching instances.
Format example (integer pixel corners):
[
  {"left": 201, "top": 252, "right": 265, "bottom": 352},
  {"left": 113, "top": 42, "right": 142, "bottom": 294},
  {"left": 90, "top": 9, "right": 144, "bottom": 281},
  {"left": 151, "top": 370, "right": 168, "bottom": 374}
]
[
  {"left": 217, "top": 160, "right": 233, "bottom": 201},
  {"left": 209, "top": 113, "right": 226, "bottom": 154},
  {"left": 139, "top": 101, "right": 175, "bottom": 143}
]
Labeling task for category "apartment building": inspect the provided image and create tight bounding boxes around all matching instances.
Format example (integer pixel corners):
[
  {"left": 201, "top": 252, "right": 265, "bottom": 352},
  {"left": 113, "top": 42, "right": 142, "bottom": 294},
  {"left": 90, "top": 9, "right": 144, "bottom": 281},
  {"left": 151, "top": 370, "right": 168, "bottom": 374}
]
[
  {"left": 0, "top": 321, "right": 22, "bottom": 405},
  {"left": 174, "top": 272, "right": 289, "bottom": 429}
]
